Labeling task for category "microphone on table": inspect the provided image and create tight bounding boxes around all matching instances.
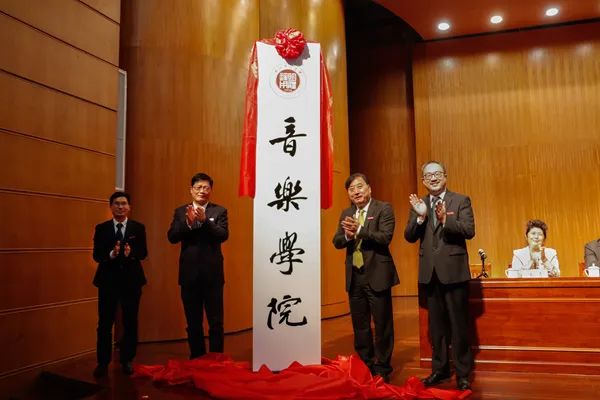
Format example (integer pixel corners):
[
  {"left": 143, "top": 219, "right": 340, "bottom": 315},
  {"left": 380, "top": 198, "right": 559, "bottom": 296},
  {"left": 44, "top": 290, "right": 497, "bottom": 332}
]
[
  {"left": 477, "top": 248, "right": 489, "bottom": 278},
  {"left": 478, "top": 248, "right": 487, "bottom": 260}
]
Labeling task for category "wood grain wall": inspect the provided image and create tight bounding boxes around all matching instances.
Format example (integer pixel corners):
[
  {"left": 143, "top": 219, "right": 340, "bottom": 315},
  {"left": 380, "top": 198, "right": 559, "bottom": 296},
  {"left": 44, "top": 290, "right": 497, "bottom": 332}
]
[
  {"left": 346, "top": 2, "right": 419, "bottom": 296},
  {"left": 412, "top": 22, "right": 600, "bottom": 278},
  {"left": 0, "top": 0, "right": 121, "bottom": 377},
  {"left": 120, "top": 0, "right": 350, "bottom": 341}
]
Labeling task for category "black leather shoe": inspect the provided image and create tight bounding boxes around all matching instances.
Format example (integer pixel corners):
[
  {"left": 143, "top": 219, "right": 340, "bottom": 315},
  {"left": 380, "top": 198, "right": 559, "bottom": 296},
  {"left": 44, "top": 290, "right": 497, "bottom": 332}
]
[
  {"left": 121, "top": 362, "right": 134, "bottom": 375},
  {"left": 456, "top": 377, "right": 471, "bottom": 391},
  {"left": 421, "top": 371, "right": 451, "bottom": 386},
  {"left": 93, "top": 364, "right": 108, "bottom": 378}
]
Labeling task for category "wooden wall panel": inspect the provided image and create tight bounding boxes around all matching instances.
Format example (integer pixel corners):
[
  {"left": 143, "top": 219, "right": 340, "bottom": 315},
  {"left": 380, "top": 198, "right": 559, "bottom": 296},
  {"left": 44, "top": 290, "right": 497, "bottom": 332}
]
[
  {"left": 79, "top": 0, "right": 120, "bottom": 23},
  {"left": 0, "top": 252, "right": 96, "bottom": 310},
  {"left": 120, "top": 0, "right": 261, "bottom": 340},
  {"left": 346, "top": 3, "right": 419, "bottom": 295},
  {"left": 0, "top": 192, "right": 109, "bottom": 249},
  {"left": 0, "top": 132, "right": 114, "bottom": 199},
  {"left": 413, "top": 22, "right": 600, "bottom": 278},
  {"left": 120, "top": 0, "right": 349, "bottom": 341},
  {"left": 0, "top": 73, "right": 116, "bottom": 154},
  {"left": 0, "top": 0, "right": 119, "bottom": 64},
  {"left": 0, "top": 0, "right": 120, "bottom": 378},
  {"left": 0, "top": 301, "right": 97, "bottom": 377},
  {"left": 0, "top": 13, "right": 118, "bottom": 109}
]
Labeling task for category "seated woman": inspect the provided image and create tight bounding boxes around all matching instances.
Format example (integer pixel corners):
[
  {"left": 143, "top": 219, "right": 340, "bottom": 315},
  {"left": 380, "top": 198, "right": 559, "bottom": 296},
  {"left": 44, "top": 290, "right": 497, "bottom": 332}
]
[{"left": 511, "top": 219, "right": 560, "bottom": 277}]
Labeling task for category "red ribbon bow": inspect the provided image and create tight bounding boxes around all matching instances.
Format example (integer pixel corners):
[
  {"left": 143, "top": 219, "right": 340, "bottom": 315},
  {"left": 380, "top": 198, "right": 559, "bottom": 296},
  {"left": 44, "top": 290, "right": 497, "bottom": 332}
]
[{"left": 274, "top": 28, "right": 306, "bottom": 59}]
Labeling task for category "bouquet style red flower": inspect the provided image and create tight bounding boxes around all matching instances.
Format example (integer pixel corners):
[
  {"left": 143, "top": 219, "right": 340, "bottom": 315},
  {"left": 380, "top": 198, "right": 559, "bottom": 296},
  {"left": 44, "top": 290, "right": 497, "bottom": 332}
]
[{"left": 274, "top": 28, "right": 306, "bottom": 59}]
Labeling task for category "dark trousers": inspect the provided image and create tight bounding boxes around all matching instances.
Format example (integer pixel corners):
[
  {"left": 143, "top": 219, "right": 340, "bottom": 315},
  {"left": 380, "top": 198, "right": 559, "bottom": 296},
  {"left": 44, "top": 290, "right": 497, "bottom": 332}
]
[
  {"left": 348, "top": 268, "right": 394, "bottom": 376},
  {"left": 424, "top": 272, "right": 472, "bottom": 378},
  {"left": 96, "top": 285, "right": 141, "bottom": 365},
  {"left": 181, "top": 281, "right": 224, "bottom": 358}
]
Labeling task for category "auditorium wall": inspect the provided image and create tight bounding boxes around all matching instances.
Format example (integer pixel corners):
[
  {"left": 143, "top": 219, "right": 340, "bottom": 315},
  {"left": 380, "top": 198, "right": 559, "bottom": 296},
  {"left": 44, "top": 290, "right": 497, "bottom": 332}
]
[
  {"left": 346, "top": 1, "right": 420, "bottom": 296},
  {"left": 119, "top": 0, "right": 350, "bottom": 341},
  {"left": 412, "top": 22, "right": 600, "bottom": 277},
  {"left": 0, "top": 0, "right": 122, "bottom": 377},
  {"left": 4, "top": 0, "right": 595, "bottom": 378}
]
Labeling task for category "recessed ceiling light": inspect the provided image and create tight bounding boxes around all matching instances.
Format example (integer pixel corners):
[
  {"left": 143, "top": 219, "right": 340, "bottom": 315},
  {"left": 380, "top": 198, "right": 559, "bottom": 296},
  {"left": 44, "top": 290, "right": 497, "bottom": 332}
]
[
  {"left": 545, "top": 7, "right": 559, "bottom": 17},
  {"left": 576, "top": 43, "right": 592, "bottom": 56},
  {"left": 490, "top": 15, "right": 503, "bottom": 24},
  {"left": 441, "top": 57, "right": 455, "bottom": 68},
  {"left": 530, "top": 48, "right": 546, "bottom": 60},
  {"left": 437, "top": 22, "right": 451, "bottom": 31}
]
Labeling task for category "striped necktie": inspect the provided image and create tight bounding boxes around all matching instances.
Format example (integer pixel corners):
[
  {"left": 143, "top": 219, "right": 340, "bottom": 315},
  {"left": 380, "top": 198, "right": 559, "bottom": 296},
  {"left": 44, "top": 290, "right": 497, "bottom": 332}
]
[{"left": 352, "top": 209, "right": 366, "bottom": 268}]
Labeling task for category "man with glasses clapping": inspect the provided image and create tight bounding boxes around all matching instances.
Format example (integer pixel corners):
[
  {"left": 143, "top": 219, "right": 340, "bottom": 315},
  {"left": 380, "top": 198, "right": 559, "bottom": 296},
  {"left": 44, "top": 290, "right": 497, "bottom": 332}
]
[
  {"left": 168, "top": 172, "right": 229, "bottom": 359},
  {"left": 404, "top": 161, "right": 475, "bottom": 391}
]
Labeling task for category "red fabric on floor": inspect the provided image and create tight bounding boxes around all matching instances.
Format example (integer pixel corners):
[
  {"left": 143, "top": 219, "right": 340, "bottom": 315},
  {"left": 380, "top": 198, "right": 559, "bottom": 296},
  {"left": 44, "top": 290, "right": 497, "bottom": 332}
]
[{"left": 133, "top": 353, "right": 471, "bottom": 399}]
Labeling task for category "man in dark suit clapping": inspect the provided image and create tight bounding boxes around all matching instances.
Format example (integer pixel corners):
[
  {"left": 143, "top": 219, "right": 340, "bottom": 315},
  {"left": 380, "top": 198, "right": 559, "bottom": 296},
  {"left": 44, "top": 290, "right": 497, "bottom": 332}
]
[
  {"left": 168, "top": 172, "right": 229, "bottom": 359},
  {"left": 404, "top": 161, "right": 475, "bottom": 391},
  {"left": 92, "top": 191, "right": 147, "bottom": 378},
  {"left": 333, "top": 173, "right": 399, "bottom": 383}
]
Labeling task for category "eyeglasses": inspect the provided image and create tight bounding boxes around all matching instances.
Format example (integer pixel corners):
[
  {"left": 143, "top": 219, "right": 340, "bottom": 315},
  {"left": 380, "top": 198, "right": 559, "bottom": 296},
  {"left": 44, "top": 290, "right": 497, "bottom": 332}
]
[
  {"left": 347, "top": 184, "right": 366, "bottom": 192},
  {"left": 423, "top": 171, "right": 445, "bottom": 181},
  {"left": 192, "top": 185, "right": 211, "bottom": 192}
]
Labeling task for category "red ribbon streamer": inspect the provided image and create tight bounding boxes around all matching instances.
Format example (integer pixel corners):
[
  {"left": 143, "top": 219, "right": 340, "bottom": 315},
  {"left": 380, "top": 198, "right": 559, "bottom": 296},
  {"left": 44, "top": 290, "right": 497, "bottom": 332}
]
[
  {"left": 238, "top": 29, "right": 333, "bottom": 209},
  {"left": 134, "top": 354, "right": 471, "bottom": 400}
]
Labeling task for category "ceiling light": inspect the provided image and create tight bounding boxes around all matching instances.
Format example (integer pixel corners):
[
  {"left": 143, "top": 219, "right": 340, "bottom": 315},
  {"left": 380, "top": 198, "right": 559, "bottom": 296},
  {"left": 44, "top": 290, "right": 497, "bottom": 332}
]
[
  {"left": 530, "top": 48, "right": 546, "bottom": 60},
  {"left": 576, "top": 43, "right": 592, "bottom": 56},
  {"left": 486, "top": 53, "right": 499, "bottom": 64},
  {"left": 441, "top": 57, "right": 455, "bottom": 68},
  {"left": 437, "top": 22, "right": 450, "bottom": 31},
  {"left": 490, "top": 15, "right": 503, "bottom": 24},
  {"left": 545, "top": 7, "right": 559, "bottom": 17}
]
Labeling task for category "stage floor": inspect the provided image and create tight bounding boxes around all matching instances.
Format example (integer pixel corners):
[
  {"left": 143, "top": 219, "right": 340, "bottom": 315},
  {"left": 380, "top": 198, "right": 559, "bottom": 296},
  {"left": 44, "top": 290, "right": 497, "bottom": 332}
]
[{"left": 2, "top": 297, "right": 600, "bottom": 399}]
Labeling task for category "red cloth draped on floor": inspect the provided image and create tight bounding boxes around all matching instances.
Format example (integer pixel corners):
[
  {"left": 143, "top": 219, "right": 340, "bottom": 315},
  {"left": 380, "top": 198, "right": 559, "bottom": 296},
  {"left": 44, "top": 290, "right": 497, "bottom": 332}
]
[{"left": 133, "top": 354, "right": 471, "bottom": 399}]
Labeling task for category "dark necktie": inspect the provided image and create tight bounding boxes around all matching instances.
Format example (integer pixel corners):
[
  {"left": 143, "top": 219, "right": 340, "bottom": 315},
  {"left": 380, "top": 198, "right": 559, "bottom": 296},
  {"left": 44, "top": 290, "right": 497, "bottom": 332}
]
[
  {"left": 116, "top": 222, "right": 124, "bottom": 242},
  {"left": 431, "top": 196, "right": 441, "bottom": 227}
]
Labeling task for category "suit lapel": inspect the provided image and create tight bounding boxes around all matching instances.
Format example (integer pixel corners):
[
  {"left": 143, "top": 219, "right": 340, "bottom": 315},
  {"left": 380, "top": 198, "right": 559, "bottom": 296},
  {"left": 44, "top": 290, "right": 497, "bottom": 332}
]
[
  {"left": 122, "top": 222, "right": 129, "bottom": 241},
  {"left": 444, "top": 191, "right": 454, "bottom": 212},
  {"left": 363, "top": 200, "right": 377, "bottom": 230},
  {"left": 108, "top": 220, "right": 117, "bottom": 240},
  {"left": 349, "top": 206, "right": 357, "bottom": 218},
  {"left": 205, "top": 203, "right": 215, "bottom": 220}
]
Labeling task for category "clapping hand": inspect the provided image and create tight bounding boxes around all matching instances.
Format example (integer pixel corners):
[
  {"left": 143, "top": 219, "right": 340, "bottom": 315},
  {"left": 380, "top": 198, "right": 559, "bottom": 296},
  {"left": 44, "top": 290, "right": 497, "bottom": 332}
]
[
  {"left": 341, "top": 216, "right": 359, "bottom": 239},
  {"left": 435, "top": 200, "right": 447, "bottom": 225},
  {"left": 186, "top": 205, "right": 207, "bottom": 226},
  {"left": 124, "top": 242, "right": 131, "bottom": 257},
  {"left": 409, "top": 194, "right": 427, "bottom": 217},
  {"left": 112, "top": 240, "right": 121, "bottom": 257},
  {"left": 195, "top": 206, "right": 207, "bottom": 223},
  {"left": 530, "top": 246, "right": 546, "bottom": 268},
  {"left": 540, "top": 246, "right": 547, "bottom": 263},
  {"left": 186, "top": 205, "right": 196, "bottom": 226}
]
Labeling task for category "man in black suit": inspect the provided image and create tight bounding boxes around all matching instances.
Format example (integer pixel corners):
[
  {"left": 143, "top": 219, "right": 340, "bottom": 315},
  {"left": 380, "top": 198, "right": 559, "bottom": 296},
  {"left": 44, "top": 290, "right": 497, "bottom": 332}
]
[
  {"left": 168, "top": 172, "right": 229, "bottom": 358},
  {"left": 333, "top": 173, "right": 399, "bottom": 383},
  {"left": 404, "top": 161, "right": 475, "bottom": 391},
  {"left": 92, "top": 191, "right": 147, "bottom": 378}
]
